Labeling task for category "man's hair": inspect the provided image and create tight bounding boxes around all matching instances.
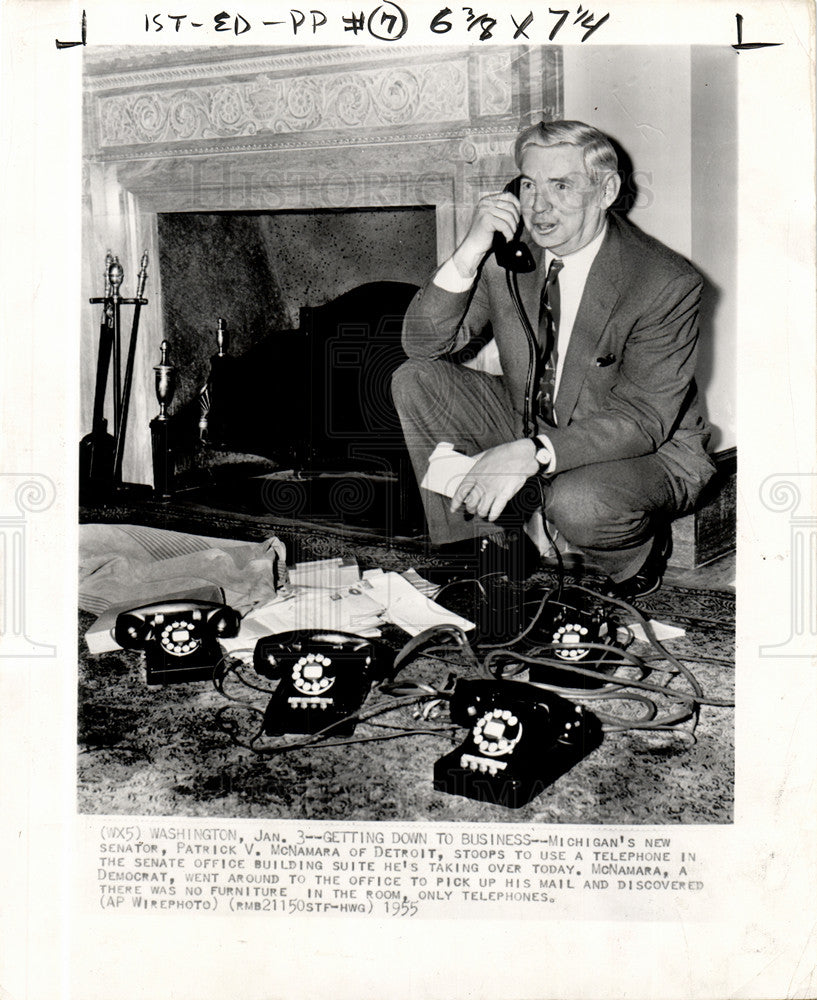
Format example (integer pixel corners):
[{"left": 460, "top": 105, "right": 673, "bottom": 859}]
[{"left": 514, "top": 120, "right": 619, "bottom": 185}]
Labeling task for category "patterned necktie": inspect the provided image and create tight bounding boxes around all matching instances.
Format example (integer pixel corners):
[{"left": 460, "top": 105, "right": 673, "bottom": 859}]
[{"left": 536, "top": 257, "right": 564, "bottom": 426}]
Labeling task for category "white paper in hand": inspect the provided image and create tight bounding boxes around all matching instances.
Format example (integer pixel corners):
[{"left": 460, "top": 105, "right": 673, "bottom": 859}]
[{"left": 420, "top": 442, "right": 482, "bottom": 499}]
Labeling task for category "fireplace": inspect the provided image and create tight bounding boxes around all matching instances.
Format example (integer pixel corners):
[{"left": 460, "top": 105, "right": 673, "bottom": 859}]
[
  {"left": 81, "top": 43, "right": 563, "bottom": 508},
  {"left": 155, "top": 205, "right": 437, "bottom": 423}
]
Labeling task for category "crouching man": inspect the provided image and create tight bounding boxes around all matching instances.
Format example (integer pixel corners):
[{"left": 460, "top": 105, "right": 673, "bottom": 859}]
[{"left": 392, "top": 120, "right": 715, "bottom": 600}]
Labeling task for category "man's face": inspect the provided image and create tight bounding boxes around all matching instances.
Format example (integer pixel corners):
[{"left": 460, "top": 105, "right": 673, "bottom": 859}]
[{"left": 518, "top": 142, "right": 617, "bottom": 255}]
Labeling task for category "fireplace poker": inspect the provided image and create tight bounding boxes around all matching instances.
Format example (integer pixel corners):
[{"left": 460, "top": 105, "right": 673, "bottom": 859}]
[
  {"left": 113, "top": 251, "right": 149, "bottom": 487},
  {"left": 79, "top": 251, "right": 116, "bottom": 491},
  {"left": 107, "top": 256, "right": 125, "bottom": 438}
]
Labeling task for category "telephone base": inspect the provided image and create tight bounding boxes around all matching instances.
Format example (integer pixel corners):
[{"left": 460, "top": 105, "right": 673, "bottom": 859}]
[
  {"left": 144, "top": 663, "right": 217, "bottom": 685},
  {"left": 115, "top": 599, "right": 240, "bottom": 684},
  {"left": 261, "top": 672, "right": 370, "bottom": 737},
  {"left": 434, "top": 760, "right": 545, "bottom": 809},
  {"left": 433, "top": 727, "right": 601, "bottom": 808},
  {"left": 434, "top": 681, "right": 602, "bottom": 808},
  {"left": 524, "top": 586, "right": 620, "bottom": 689},
  {"left": 144, "top": 641, "right": 223, "bottom": 685}
]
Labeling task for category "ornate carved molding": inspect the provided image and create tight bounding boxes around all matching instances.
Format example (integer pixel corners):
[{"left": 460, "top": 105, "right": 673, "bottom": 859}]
[
  {"left": 476, "top": 52, "right": 514, "bottom": 116},
  {"left": 86, "top": 45, "right": 468, "bottom": 91},
  {"left": 92, "top": 122, "right": 521, "bottom": 162},
  {"left": 115, "top": 157, "right": 463, "bottom": 214},
  {"left": 96, "top": 59, "right": 471, "bottom": 148}
]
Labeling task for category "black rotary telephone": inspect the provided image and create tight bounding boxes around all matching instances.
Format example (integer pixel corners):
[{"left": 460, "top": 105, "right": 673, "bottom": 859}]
[
  {"left": 523, "top": 587, "right": 621, "bottom": 689},
  {"left": 253, "top": 630, "right": 396, "bottom": 736},
  {"left": 114, "top": 600, "right": 241, "bottom": 685},
  {"left": 434, "top": 679, "right": 602, "bottom": 808},
  {"left": 492, "top": 176, "right": 536, "bottom": 273}
]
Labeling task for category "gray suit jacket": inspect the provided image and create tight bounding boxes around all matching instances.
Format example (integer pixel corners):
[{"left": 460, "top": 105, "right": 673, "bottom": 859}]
[{"left": 402, "top": 212, "right": 716, "bottom": 498}]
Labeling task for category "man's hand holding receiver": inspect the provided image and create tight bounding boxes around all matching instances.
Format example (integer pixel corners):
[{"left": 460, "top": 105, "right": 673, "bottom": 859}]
[{"left": 450, "top": 189, "right": 521, "bottom": 281}]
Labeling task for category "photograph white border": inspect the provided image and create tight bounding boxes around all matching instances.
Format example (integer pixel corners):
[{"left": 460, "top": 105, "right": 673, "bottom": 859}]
[{"left": 1, "top": 1, "right": 815, "bottom": 998}]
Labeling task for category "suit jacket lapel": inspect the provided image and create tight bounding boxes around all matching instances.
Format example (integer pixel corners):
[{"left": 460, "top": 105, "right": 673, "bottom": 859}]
[{"left": 554, "top": 221, "right": 623, "bottom": 425}]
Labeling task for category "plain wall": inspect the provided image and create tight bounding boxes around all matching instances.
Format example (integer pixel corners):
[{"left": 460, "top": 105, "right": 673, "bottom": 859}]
[
  {"left": 690, "top": 46, "right": 738, "bottom": 451},
  {"left": 563, "top": 45, "right": 693, "bottom": 255},
  {"left": 562, "top": 45, "right": 736, "bottom": 450}
]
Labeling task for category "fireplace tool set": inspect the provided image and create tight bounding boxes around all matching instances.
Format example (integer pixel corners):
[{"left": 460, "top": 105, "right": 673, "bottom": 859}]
[{"left": 80, "top": 250, "right": 178, "bottom": 502}]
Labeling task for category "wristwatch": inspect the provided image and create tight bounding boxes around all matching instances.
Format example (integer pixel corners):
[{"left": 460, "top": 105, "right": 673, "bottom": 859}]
[{"left": 529, "top": 434, "right": 552, "bottom": 469}]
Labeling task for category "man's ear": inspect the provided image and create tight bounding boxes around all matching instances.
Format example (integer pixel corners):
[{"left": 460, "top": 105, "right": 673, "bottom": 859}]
[{"left": 600, "top": 171, "right": 621, "bottom": 209}]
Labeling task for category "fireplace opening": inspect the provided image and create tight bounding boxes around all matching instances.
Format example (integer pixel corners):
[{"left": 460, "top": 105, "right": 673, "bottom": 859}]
[{"left": 155, "top": 205, "right": 437, "bottom": 536}]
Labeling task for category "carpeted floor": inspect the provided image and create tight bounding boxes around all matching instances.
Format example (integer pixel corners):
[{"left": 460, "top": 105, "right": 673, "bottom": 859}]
[{"left": 77, "top": 569, "right": 734, "bottom": 824}]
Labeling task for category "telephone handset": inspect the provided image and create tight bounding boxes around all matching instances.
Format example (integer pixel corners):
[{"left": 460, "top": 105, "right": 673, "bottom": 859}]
[
  {"left": 434, "top": 679, "right": 602, "bottom": 808},
  {"left": 491, "top": 176, "right": 536, "bottom": 274},
  {"left": 115, "top": 599, "right": 241, "bottom": 684},
  {"left": 253, "top": 630, "right": 396, "bottom": 736}
]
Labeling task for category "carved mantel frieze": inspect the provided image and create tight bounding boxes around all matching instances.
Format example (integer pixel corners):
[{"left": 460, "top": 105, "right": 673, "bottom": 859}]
[
  {"left": 96, "top": 59, "right": 473, "bottom": 148},
  {"left": 85, "top": 44, "right": 468, "bottom": 91},
  {"left": 86, "top": 45, "right": 561, "bottom": 160}
]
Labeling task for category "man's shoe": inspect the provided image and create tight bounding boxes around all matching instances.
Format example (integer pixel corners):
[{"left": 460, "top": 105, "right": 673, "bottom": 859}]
[
  {"left": 604, "top": 528, "right": 671, "bottom": 604},
  {"left": 604, "top": 563, "right": 662, "bottom": 603}
]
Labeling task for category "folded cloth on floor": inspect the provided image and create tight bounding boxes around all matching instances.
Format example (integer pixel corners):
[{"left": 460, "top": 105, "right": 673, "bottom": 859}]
[{"left": 79, "top": 524, "right": 288, "bottom": 617}]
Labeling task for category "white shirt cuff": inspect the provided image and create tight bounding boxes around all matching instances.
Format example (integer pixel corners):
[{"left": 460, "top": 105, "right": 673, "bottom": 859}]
[{"left": 433, "top": 258, "right": 475, "bottom": 293}]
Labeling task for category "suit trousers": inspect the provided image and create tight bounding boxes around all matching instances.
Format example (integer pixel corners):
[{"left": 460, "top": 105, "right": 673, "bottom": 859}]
[{"left": 392, "top": 358, "right": 691, "bottom": 583}]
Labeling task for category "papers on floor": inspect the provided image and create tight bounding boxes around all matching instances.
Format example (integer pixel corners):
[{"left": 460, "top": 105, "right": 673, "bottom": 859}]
[
  {"left": 360, "top": 568, "right": 473, "bottom": 637},
  {"left": 289, "top": 556, "right": 359, "bottom": 591},
  {"left": 220, "top": 583, "right": 385, "bottom": 654},
  {"left": 218, "top": 560, "right": 474, "bottom": 660},
  {"left": 628, "top": 619, "right": 686, "bottom": 642},
  {"left": 399, "top": 567, "right": 441, "bottom": 599}
]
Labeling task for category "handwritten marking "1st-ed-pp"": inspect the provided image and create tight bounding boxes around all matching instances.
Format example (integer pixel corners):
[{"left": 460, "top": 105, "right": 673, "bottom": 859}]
[{"left": 144, "top": 5, "right": 408, "bottom": 38}]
